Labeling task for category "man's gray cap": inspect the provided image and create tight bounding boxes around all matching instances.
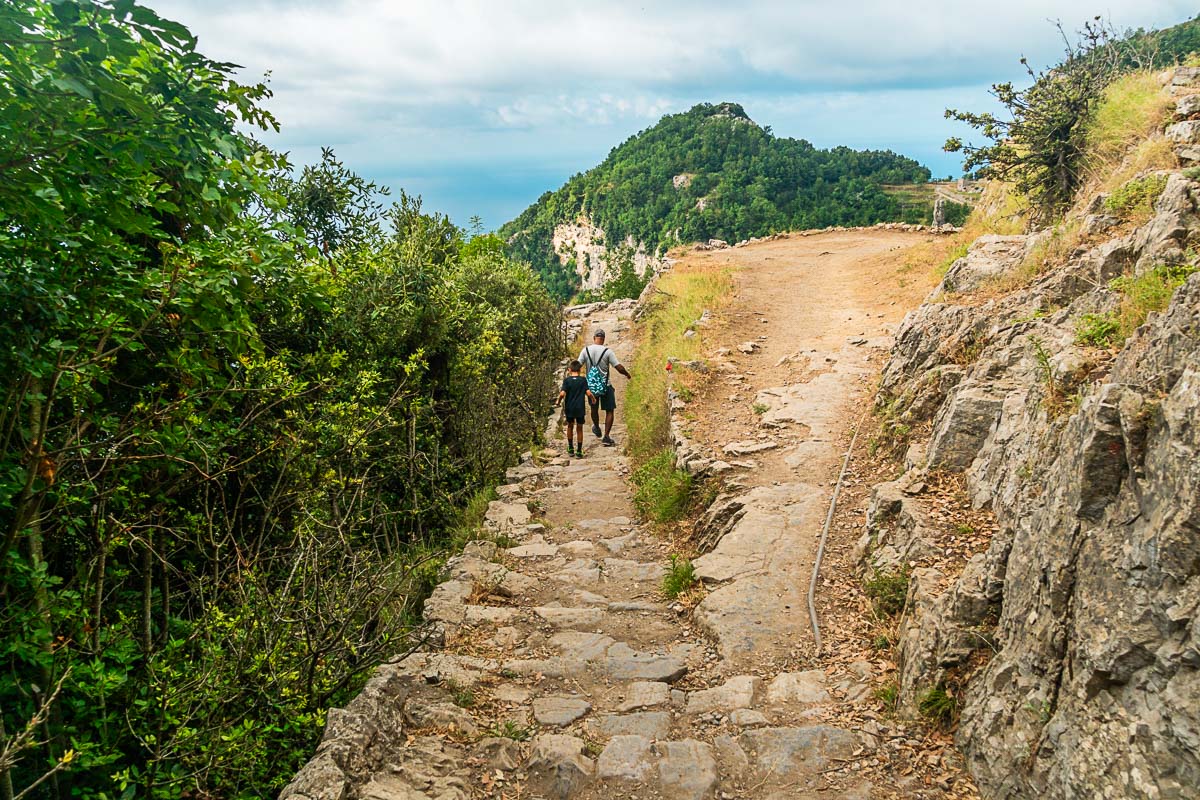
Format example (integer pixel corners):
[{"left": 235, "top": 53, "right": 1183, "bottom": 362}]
[{"left": 593, "top": 329, "right": 606, "bottom": 338}]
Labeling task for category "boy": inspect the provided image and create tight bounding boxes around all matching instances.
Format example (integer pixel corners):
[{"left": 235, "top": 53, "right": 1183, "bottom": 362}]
[{"left": 555, "top": 360, "right": 595, "bottom": 457}]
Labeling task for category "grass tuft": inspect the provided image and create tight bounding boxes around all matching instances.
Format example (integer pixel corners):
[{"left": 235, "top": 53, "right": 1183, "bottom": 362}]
[
  {"left": 1073, "top": 312, "right": 1121, "bottom": 348},
  {"left": 1084, "top": 71, "right": 1173, "bottom": 173},
  {"left": 1109, "top": 261, "right": 1199, "bottom": 338},
  {"left": 863, "top": 566, "right": 911, "bottom": 618},
  {"left": 486, "top": 720, "right": 531, "bottom": 741},
  {"left": 875, "top": 680, "right": 900, "bottom": 712},
  {"left": 661, "top": 554, "right": 698, "bottom": 599},
  {"left": 917, "top": 684, "right": 958, "bottom": 730},
  {"left": 631, "top": 448, "right": 693, "bottom": 522},
  {"left": 1104, "top": 173, "right": 1169, "bottom": 222}
]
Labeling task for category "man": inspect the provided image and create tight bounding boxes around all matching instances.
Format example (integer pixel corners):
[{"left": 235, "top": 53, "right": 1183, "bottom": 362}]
[{"left": 579, "top": 329, "right": 631, "bottom": 446}]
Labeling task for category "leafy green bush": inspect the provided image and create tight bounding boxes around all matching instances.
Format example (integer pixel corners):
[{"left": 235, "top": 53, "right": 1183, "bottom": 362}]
[
  {"left": 863, "top": 567, "right": 911, "bottom": 617},
  {"left": 632, "top": 449, "right": 693, "bottom": 522},
  {"left": 1074, "top": 312, "right": 1122, "bottom": 347},
  {"left": 0, "top": 4, "right": 560, "bottom": 797},
  {"left": 662, "top": 555, "right": 698, "bottom": 599}
]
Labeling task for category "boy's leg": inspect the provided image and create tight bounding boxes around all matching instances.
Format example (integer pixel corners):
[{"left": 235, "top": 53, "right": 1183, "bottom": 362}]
[{"left": 574, "top": 422, "right": 584, "bottom": 454}]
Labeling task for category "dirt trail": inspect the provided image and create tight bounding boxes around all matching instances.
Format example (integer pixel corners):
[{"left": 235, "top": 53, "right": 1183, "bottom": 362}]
[
  {"left": 674, "top": 230, "right": 942, "bottom": 671},
  {"left": 283, "top": 232, "right": 973, "bottom": 800}
]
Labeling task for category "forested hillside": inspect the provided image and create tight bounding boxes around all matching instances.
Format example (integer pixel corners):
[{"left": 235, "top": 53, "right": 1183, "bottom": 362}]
[
  {"left": 0, "top": 3, "right": 559, "bottom": 797},
  {"left": 500, "top": 102, "right": 931, "bottom": 299}
]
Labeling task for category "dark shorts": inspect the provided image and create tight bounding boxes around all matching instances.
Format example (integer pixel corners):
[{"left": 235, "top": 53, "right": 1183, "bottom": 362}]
[
  {"left": 565, "top": 412, "right": 585, "bottom": 424},
  {"left": 589, "top": 385, "right": 616, "bottom": 412}
]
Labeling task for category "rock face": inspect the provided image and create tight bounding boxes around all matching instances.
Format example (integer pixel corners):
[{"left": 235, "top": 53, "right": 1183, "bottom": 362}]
[
  {"left": 551, "top": 216, "right": 664, "bottom": 291},
  {"left": 862, "top": 73, "right": 1200, "bottom": 799}
]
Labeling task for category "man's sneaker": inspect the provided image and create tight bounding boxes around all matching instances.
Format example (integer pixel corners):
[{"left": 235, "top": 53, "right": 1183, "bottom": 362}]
[
  {"left": 592, "top": 423, "right": 602, "bottom": 438},
  {"left": 602, "top": 436, "right": 616, "bottom": 447}
]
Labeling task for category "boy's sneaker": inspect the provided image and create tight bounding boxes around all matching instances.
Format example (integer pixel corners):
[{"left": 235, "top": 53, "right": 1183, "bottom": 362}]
[
  {"left": 567, "top": 445, "right": 577, "bottom": 457},
  {"left": 575, "top": 448, "right": 584, "bottom": 458},
  {"left": 602, "top": 436, "right": 616, "bottom": 447},
  {"left": 592, "top": 423, "right": 602, "bottom": 438}
]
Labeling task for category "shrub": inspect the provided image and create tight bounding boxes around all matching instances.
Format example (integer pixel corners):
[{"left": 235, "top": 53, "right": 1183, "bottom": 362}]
[
  {"left": 1074, "top": 312, "right": 1121, "bottom": 347},
  {"left": 864, "top": 567, "right": 911, "bottom": 617},
  {"left": 662, "top": 555, "right": 698, "bottom": 599}
]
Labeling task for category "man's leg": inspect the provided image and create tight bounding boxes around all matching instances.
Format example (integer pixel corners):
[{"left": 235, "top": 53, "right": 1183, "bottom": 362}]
[
  {"left": 602, "top": 387, "right": 617, "bottom": 444},
  {"left": 590, "top": 399, "right": 602, "bottom": 438}
]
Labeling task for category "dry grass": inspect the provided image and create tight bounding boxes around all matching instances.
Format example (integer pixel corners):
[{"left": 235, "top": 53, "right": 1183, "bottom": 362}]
[{"left": 1073, "top": 70, "right": 1179, "bottom": 212}]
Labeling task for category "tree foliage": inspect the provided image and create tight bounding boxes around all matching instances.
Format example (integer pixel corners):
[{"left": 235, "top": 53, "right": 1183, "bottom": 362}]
[
  {"left": 0, "top": 3, "right": 561, "bottom": 797},
  {"left": 500, "top": 102, "right": 931, "bottom": 300}
]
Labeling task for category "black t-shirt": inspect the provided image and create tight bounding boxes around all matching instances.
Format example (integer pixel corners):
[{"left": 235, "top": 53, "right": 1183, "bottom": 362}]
[{"left": 561, "top": 375, "right": 589, "bottom": 416}]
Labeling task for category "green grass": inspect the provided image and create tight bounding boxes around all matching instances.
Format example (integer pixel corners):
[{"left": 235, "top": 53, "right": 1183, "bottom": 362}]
[
  {"left": 448, "top": 485, "right": 500, "bottom": 548},
  {"left": 444, "top": 680, "right": 476, "bottom": 709},
  {"left": 661, "top": 554, "right": 698, "bottom": 599},
  {"left": 1110, "top": 262, "right": 1198, "bottom": 338},
  {"left": 917, "top": 685, "right": 958, "bottom": 730},
  {"left": 632, "top": 449, "right": 693, "bottom": 522},
  {"left": 1104, "top": 173, "right": 1169, "bottom": 221},
  {"left": 938, "top": 241, "right": 969, "bottom": 276},
  {"left": 863, "top": 566, "right": 911, "bottom": 618},
  {"left": 1028, "top": 335, "right": 1061, "bottom": 413},
  {"left": 1074, "top": 312, "right": 1121, "bottom": 348},
  {"left": 875, "top": 680, "right": 900, "bottom": 711},
  {"left": 486, "top": 720, "right": 531, "bottom": 741}
]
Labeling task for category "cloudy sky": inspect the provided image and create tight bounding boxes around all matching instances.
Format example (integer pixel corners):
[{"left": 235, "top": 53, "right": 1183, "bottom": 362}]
[{"left": 154, "top": 0, "right": 1196, "bottom": 229}]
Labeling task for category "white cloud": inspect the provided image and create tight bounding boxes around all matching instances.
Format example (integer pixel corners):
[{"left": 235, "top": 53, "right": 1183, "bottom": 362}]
[{"left": 150, "top": 0, "right": 1198, "bottom": 225}]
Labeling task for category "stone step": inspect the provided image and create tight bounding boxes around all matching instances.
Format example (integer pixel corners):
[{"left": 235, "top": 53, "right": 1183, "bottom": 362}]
[{"left": 523, "top": 725, "right": 867, "bottom": 800}]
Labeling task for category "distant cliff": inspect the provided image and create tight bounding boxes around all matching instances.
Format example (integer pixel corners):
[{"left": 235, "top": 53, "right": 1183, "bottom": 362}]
[
  {"left": 859, "top": 67, "right": 1200, "bottom": 798},
  {"left": 500, "top": 102, "right": 930, "bottom": 300}
]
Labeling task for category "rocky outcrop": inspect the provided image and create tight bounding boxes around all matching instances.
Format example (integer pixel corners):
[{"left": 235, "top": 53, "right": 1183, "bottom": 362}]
[
  {"left": 860, "top": 73, "right": 1200, "bottom": 799},
  {"left": 551, "top": 217, "right": 664, "bottom": 291}
]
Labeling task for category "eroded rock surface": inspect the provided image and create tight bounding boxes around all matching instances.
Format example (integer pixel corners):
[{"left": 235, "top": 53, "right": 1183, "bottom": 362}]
[{"left": 861, "top": 71, "right": 1200, "bottom": 799}]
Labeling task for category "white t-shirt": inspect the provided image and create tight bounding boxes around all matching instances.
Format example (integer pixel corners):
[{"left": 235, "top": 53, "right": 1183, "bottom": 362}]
[{"left": 579, "top": 344, "right": 620, "bottom": 379}]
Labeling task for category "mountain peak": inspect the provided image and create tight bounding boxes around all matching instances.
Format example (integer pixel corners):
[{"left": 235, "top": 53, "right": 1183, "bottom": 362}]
[{"left": 695, "top": 101, "right": 754, "bottom": 124}]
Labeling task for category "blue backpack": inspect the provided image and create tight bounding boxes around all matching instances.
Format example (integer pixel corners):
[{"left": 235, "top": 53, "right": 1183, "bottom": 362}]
[{"left": 585, "top": 347, "right": 610, "bottom": 395}]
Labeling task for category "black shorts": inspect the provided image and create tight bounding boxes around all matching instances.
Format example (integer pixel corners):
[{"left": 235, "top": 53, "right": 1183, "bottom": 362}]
[
  {"left": 589, "top": 385, "right": 616, "bottom": 412},
  {"left": 565, "top": 412, "right": 585, "bottom": 424}
]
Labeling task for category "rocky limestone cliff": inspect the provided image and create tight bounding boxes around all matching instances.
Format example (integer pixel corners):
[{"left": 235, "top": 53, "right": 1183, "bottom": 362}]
[
  {"left": 859, "top": 69, "right": 1200, "bottom": 799},
  {"left": 550, "top": 217, "right": 663, "bottom": 291}
]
